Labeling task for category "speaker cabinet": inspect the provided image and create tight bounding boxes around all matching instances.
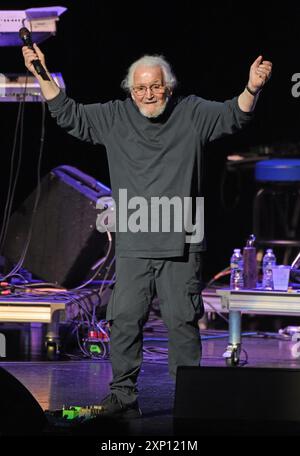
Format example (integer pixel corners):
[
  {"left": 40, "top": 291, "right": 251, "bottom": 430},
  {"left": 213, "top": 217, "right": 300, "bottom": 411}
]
[
  {"left": 3, "top": 165, "right": 114, "bottom": 287},
  {"left": 0, "top": 367, "right": 46, "bottom": 435},
  {"left": 174, "top": 366, "right": 300, "bottom": 435}
]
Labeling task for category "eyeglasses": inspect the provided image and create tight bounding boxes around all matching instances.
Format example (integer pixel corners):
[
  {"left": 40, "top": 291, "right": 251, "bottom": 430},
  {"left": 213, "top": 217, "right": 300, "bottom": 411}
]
[{"left": 131, "top": 83, "right": 166, "bottom": 97}]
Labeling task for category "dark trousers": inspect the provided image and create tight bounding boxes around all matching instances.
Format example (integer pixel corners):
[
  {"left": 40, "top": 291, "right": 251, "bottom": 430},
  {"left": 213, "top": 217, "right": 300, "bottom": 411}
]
[{"left": 106, "top": 252, "right": 204, "bottom": 405}]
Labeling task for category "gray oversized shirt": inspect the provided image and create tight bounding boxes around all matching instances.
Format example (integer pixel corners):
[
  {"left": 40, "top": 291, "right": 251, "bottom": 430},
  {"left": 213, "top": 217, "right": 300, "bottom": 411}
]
[{"left": 48, "top": 91, "right": 253, "bottom": 258}]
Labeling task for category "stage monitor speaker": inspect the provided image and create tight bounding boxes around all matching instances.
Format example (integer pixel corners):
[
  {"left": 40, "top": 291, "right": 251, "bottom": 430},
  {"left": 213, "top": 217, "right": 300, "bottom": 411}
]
[
  {"left": 3, "top": 165, "right": 114, "bottom": 288},
  {"left": 174, "top": 366, "right": 300, "bottom": 435},
  {"left": 0, "top": 367, "right": 47, "bottom": 435}
]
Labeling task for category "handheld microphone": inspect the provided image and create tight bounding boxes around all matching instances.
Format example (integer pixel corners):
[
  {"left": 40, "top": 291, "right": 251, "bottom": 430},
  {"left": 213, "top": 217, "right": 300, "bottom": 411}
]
[{"left": 19, "top": 27, "right": 50, "bottom": 81}]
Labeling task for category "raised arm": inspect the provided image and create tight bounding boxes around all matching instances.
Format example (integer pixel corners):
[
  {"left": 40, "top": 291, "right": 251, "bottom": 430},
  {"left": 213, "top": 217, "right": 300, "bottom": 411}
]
[
  {"left": 238, "top": 55, "right": 272, "bottom": 112},
  {"left": 21, "top": 43, "right": 115, "bottom": 146},
  {"left": 22, "top": 43, "right": 60, "bottom": 100}
]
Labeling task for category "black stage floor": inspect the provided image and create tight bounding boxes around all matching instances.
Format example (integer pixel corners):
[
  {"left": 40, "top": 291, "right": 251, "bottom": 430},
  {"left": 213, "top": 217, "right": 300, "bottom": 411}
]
[{"left": 1, "top": 315, "right": 300, "bottom": 441}]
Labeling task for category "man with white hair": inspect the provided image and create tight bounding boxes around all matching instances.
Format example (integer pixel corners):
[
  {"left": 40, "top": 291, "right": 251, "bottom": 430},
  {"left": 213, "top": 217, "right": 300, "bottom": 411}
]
[{"left": 22, "top": 45, "right": 272, "bottom": 419}]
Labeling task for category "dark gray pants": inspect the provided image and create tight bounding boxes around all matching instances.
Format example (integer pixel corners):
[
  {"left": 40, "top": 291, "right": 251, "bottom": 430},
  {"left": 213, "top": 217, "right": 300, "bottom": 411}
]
[{"left": 106, "top": 252, "right": 204, "bottom": 405}]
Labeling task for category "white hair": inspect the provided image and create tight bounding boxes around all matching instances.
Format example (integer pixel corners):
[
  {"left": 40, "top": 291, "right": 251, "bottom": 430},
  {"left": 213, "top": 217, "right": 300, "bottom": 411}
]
[{"left": 121, "top": 55, "right": 177, "bottom": 92}]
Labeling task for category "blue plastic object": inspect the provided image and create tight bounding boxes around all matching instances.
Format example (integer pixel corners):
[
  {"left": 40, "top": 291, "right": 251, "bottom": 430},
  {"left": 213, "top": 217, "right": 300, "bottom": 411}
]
[{"left": 255, "top": 159, "right": 300, "bottom": 182}]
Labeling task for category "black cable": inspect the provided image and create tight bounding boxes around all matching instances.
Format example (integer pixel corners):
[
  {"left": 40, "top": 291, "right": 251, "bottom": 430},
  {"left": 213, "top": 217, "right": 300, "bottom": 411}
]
[
  {"left": 0, "top": 92, "right": 26, "bottom": 253},
  {"left": 73, "top": 232, "right": 113, "bottom": 291},
  {"left": 98, "top": 255, "right": 115, "bottom": 297},
  {"left": 0, "top": 99, "right": 26, "bottom": 251},
  {"left": 3, "top": 101, "right": 46, "bottom": 279}
]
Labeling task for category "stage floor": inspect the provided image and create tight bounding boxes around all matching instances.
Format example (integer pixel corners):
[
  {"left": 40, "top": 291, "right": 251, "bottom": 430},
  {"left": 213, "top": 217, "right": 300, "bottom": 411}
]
[{"left": 1, "top": 318, "right": 300, "bottom": 438}]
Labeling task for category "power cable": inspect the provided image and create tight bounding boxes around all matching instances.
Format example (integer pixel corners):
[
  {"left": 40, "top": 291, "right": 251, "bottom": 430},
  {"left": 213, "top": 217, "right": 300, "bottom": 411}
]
[
  {"left": 0, "top": 84, "right": 27, "bottom": 253},
  {"left": 2, "top": 100, "right": 46, "bottom": 279}
]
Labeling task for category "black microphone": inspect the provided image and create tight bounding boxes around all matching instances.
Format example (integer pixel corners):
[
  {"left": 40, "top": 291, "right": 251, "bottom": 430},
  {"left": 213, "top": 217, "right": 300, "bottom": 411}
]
[{"left": 19, "top": 27, "right": 50, "bottom": 81}]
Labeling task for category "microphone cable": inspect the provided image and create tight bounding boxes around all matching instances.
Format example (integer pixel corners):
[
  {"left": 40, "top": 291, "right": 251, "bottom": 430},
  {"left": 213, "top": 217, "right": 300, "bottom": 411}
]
[
  {"left": 0, "top": 83, "right": 27, "bottom": 254},
  {"left": 2, "top": 99, "right": 46, "bottom": 280}
]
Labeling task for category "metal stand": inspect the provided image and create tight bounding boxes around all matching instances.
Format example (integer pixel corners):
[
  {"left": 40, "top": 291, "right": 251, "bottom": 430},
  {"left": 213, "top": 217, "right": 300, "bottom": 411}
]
[
  {"left": 218, "top": 288, "right": 300, "bottom": 367},
  {"left": 222, "top": 310, "right": 242, "bottom": 366},
  {"left": 45, "top": 308, "right": 64, "bottom": 360}
]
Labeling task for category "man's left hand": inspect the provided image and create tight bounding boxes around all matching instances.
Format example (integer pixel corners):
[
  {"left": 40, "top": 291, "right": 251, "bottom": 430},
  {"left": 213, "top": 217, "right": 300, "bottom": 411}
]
[{"left": 248, "top": 56, "right": 272, "bottom": 93}]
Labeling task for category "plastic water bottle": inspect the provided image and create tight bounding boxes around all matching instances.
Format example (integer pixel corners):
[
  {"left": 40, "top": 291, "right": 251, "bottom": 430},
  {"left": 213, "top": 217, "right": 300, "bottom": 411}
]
[
  {"left": 230, "top": 248, "right": 244, "bottom": 289},
  {"left": 262, "top": 248, "right": 276, "bottom": 290}
]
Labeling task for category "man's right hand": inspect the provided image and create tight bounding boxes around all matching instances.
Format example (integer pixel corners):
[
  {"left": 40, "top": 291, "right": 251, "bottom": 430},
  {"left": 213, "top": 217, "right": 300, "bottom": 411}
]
[
  {"left": 22, "top": 43, "right": 47, "bottom": 77},
  {"left": 21, "top": 43, "right": 61, "bottom": 100}
]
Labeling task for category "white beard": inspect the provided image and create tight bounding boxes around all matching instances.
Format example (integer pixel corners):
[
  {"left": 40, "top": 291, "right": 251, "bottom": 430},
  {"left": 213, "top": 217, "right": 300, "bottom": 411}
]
[{"left": 138, "top": 99, "right": 168, "bottom": 118}]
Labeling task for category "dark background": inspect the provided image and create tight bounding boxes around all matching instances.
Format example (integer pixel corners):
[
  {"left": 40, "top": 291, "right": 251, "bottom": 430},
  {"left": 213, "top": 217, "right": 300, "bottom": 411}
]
[{"left": 1, "top": 0, "right": 300, "bottom": 283}]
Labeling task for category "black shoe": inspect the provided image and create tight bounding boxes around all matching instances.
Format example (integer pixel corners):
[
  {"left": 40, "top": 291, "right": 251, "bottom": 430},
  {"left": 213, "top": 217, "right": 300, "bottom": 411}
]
[{"left": 97, "top": 393, "right": 142, "bottom": 419}]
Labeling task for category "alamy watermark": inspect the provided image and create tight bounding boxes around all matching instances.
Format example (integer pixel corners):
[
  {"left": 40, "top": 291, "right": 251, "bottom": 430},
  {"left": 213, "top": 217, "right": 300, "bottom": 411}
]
[
  {"left": 96, "top": 189, "right": 204, "bottom": 243},
  {"left": 291, "top": 73, "right": 300, "bottom": 98},
  {"left": 0, "top": 333, "right": 6, "bottom": 358}
]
